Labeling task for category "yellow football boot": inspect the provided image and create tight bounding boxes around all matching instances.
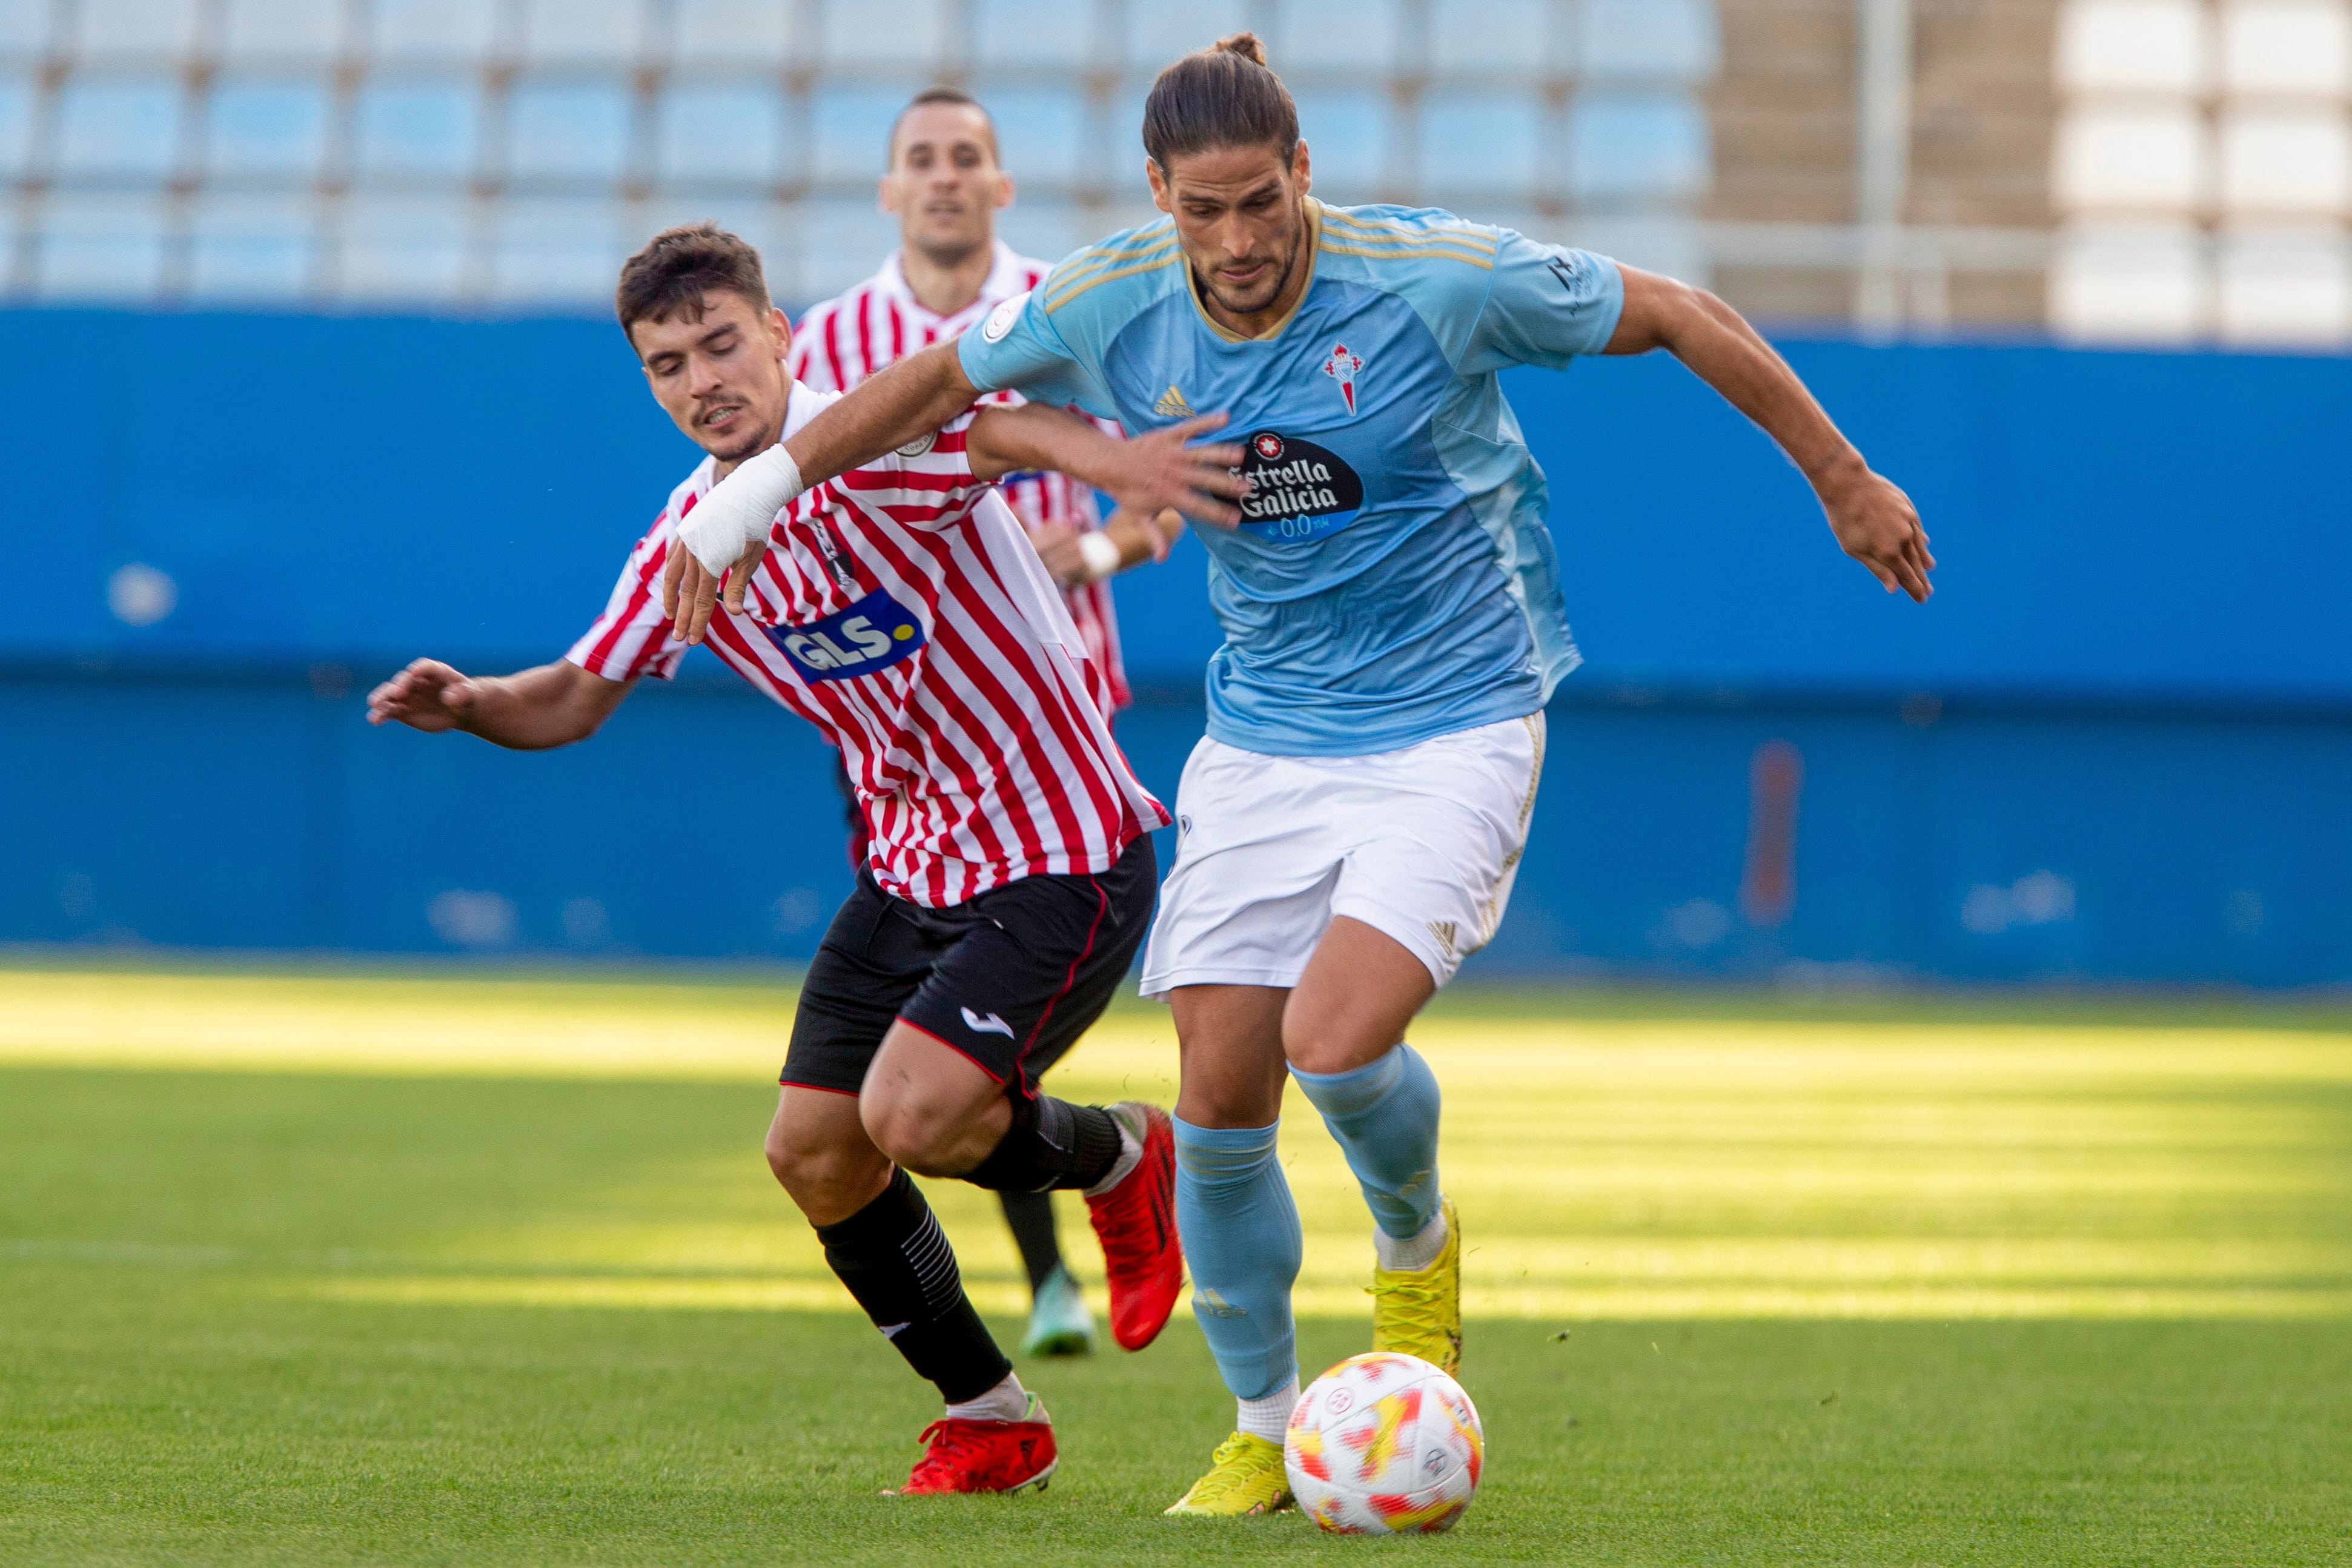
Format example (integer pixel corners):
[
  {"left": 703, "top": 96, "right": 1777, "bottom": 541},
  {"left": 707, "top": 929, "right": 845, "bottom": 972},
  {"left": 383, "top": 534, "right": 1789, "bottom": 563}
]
[
  {"left": 1370, "top": 1196, "right": 1462, "bottom": 1374},
  {"left": 1163, "top": 1431, "right": 1293, "bottom": 1517}
]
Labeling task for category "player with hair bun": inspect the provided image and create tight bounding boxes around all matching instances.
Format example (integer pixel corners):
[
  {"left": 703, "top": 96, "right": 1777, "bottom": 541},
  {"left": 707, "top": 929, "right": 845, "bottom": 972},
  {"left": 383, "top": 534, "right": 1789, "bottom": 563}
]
[{"left": 664, "top": 31, "right": 1934, "bottom": 1516}]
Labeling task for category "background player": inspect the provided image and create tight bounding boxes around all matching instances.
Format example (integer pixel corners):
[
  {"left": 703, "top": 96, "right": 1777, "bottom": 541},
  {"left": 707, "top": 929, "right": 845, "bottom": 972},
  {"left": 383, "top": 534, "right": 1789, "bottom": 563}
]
[
  {"left": 366, "top": 225, "right": 1217, "bottom": 1495},
  {"left": 790, "top": 87, "right": 1184, "bottom": 1359},
  {"left": 658, "top": 33, "right": 1932, "bottom": 1520}
]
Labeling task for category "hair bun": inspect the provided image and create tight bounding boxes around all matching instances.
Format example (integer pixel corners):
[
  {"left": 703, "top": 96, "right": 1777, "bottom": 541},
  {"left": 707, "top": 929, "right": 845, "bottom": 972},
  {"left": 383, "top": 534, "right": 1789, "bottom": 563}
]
[{"left": 1213, "top": 30, "right": 1269, "bottom": 66}]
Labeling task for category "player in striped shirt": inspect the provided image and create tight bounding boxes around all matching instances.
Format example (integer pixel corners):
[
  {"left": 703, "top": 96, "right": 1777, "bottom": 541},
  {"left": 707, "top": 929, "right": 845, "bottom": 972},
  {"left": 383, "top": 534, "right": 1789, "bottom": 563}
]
[
  {"left": 366, "top": 224, "right": 1236, "bottom": 1497},
  {"left": 788, "top": 88, "right": 1185, "bottom": 1361}
]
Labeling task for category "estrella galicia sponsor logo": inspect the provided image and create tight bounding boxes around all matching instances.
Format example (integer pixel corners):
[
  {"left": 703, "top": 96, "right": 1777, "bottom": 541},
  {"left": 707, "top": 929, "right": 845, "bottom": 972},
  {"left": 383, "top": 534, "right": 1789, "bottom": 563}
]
[
  {"left": 1234, "top": 430, "right": 1364, "bottom": 543},
  {"left": 762, "top": 586, "right": 925, "bottom": 683}
]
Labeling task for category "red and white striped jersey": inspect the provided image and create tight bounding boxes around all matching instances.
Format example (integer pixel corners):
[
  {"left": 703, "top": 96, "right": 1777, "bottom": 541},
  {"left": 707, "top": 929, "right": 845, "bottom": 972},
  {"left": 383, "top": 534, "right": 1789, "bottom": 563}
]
[
  {"left": 566, "top": 383, "right": 1168, "bottom": 908},
  {"left": 787, "top": 241, "right": 1132, "bottom": 713}
]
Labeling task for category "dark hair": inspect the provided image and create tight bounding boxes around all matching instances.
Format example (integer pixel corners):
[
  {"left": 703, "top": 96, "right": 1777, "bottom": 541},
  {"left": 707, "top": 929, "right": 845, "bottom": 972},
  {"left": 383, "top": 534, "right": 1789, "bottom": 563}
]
[
  {"left": 1142, "top": 32, "right": 1299, "bottom": 170},
  {"left": 890, "top": 85, "right": 999, "bottom": 165},
  {"left": 614, "top": 222, "right": 770, "bottom": 336}
]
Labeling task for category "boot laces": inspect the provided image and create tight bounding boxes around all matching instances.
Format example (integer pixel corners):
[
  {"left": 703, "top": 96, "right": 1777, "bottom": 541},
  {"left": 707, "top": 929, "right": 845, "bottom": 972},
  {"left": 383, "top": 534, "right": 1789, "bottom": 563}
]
[
  {"left": 907, "top": 1420, "right": 991, "bottom": 1488},
  {"left": 1187, "top": 1432, "right": 1278, "bottom": 1504}
]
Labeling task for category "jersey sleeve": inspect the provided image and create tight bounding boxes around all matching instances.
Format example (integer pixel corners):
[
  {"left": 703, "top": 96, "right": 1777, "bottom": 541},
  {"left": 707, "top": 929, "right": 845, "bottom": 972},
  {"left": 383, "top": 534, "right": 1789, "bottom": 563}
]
[
  {"left": 565, "top": 519, "right": 688, "bottom": 682},
  {"left": 826, "top": 405, "right": 992, "bottom": 534},
  {"left": 1459, "top": 233, "right": 1626, "bottom": 375},
  {"left": 956, "top": 283, "right": 1121, "bottom": 421}
]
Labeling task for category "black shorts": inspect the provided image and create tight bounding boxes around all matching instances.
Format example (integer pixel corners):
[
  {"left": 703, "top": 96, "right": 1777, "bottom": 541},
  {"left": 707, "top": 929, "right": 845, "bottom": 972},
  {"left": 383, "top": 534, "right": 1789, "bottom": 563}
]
[{"left": 782, "top": 833, "right": 1158, "bottom": 1099}]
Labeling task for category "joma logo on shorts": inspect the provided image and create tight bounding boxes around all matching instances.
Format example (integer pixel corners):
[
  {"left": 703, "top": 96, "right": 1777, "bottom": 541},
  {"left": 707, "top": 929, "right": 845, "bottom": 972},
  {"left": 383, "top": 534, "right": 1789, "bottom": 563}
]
[{"left": 763, "top": 587, "right": 926, "bottom": 683}]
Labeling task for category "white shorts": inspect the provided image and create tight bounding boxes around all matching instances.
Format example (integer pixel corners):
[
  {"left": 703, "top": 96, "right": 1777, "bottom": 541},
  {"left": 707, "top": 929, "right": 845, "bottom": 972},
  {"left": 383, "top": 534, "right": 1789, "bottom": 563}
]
[{"left": 1139, "top": 713, "right": 1546, "bottom": 996}]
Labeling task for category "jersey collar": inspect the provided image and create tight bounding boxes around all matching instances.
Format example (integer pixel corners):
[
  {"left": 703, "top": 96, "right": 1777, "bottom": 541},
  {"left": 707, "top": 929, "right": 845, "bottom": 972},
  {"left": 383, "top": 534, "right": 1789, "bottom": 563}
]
[
  {"left": 875, "top": 239, "right": 1030, "bottom": 331},
  {"left": 1182, "top": 197, "right": 1324, "bottom": 346}
]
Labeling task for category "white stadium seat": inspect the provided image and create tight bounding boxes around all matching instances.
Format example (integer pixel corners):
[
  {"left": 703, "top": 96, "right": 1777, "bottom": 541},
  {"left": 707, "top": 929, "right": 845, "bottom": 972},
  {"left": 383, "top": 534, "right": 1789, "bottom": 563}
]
[
  {"left": 1569, "top": 91, "right": 1711, "bottom": 202},
  {"left": 669, "top": 0, "right": 797, "bottom": 71},
  {"left": 350, "top": 79, "right": 483, "bottom": 182},
  {"left": 0, "top": 72, "right": 33, "bottom": 177},
  {"left": 2216, "top": 227, "right": 2352, "bottom": 342},
  {"left": 185, "top": 193, "right": 319, "bottom": 299},
  {"left": 51, "top": 76, "right": 186, "bottom": 180},
  {"left": 657, "top": 82, "right": 791, "bottom": 188},
  {"left": 2219, "top": 0, "right": 2351, "bottom": 99},
  {"left": 984, "top": 86, "right": 1087, "bottom": 187},
  {"left": 2053, "top": 103, "right": 2213, "bottom": 212},
  {"left": 2056, "top": 0, "right": 2212, "bottom": 94},
  {"left": 2217, "top": 107, "right": 2352, "bottom": 215},
  {"left": 1429, "top": 0, "right": 1561, "bottom": 78},
  {"left": 368, "top": 0, "right": 500, "bottom": 67},
  {"left": 1578, "top": 0, "right": 1720, "bottom": 84},
  {"left": 0, "top": 1, "right": 56, "bottom": 64},
  {"left": 491, "top": 197, "right": 634, "bottom": 302},
  {"left": 1291, "top": 89, "right": 1390, "bottom": 199},
  {"left": 1271, "top": 0, "right": 1402, "bottom": 74},
  {"left": 70, "top": 0, "right": 202, "bottom": 63},
  {"left": 2049, "top": 223, "right": 2210, "bottom": 339},
  {"left": 504, "top": 79, "right": 637, "bottom": 185},
  {"left": 33, "top": 193, "right": 170, "bottom": 299},
  {"left": 1421, "top": 91, "right": 1544, "bottom": 200},
  {"left": 1125, "top": 0, "right": 1247, "bottom": 72},
  {"left": 204, "top": 78, "right": 333, "bottom": 180},
  {"left": 217, "top": 0, "right": 348, "bottom": 67},
  {"left": 818, "top": 0, "right": 947, "bottom": 71},
  {"left": 518, "top": 0, "right": 652, "bottom": 68},
  {"left": 972, "top": 0, "right": 1096, "bottom": 70},
  {"left": 337, "top": 193, "right": 474, "bottom": 301},
  {"left": 810, "top": 85, "right": 912, "bottom": 184}
]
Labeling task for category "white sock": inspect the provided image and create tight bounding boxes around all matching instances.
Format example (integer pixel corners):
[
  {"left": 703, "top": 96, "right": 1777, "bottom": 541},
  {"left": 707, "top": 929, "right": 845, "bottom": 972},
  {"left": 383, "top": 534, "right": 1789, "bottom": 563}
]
[
  {"left": 944, "top": 1371, "right": 1032, "bottom": 1423},
  {"left": 1082, "top": 1108, "right": 1143, "bottom": 1198},
  {"left": 1375, "top": 1205, "right": 1448, "bottom": 1272},
  {"left": 1235, "top": 1376, "right": 1301, "bottom": 1444}
]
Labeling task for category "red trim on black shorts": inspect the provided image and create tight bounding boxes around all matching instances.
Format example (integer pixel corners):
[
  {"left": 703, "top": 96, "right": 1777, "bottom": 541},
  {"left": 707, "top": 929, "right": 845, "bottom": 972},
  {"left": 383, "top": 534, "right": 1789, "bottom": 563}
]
[{"left": 893, "top": 1016, "right": 1009, "bottom": 1084}]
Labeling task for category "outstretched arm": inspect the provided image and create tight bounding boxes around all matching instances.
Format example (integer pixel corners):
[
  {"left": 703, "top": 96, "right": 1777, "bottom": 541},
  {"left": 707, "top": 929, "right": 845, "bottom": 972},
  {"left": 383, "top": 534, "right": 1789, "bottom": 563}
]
[
  {"left": 664, "top": 379, "right": 1243, "bottom": 644},
  {"left": 1606, "top": 266, "right": 1936, "bottom": 602},
  {"left": 366, "top": 658, "right": 631, "bottom": 750}
]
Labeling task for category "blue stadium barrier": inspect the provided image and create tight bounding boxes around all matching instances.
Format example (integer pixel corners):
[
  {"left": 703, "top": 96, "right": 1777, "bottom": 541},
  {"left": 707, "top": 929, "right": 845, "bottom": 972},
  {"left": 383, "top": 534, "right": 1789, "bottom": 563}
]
[{"left": 4, "top": 308, "right": 2348, "bottom": 985}]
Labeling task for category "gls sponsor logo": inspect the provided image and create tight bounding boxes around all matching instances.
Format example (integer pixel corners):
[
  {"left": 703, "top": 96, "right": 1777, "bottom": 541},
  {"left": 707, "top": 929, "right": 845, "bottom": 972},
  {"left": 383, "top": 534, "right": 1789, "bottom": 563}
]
[
  {"left": 1233, "top": 430, "right": 1365, "bottom": 543},
  {"left": 761, "top": 587, "right": 926, "bottom": 683}
]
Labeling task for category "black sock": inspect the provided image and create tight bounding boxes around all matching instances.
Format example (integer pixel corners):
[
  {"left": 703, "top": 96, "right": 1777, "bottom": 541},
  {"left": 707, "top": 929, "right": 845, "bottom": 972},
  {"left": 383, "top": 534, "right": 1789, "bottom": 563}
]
[
  {"left": 998, "top": 1189, "right": 1064, "bottom": 1294},
  {"left": 815, "top": 1168, "right": 1011, "bottom": 1406},
  {"left": 962, "top": 1096, "right": 1125, "bottom": 1194}
]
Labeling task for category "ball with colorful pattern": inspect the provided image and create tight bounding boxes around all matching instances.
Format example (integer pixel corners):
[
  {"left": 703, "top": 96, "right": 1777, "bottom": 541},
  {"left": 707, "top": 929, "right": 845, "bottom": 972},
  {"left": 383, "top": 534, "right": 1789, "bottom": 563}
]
[{"left": 1284, "top": 1351, "right": 1485, "bottom": 1535}]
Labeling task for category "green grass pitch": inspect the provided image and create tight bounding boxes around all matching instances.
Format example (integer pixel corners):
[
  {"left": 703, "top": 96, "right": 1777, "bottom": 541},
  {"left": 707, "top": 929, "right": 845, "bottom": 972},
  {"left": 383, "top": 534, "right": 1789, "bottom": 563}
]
[{"left": 2, "top": 964, "right": 2349, "bottom": 1564}]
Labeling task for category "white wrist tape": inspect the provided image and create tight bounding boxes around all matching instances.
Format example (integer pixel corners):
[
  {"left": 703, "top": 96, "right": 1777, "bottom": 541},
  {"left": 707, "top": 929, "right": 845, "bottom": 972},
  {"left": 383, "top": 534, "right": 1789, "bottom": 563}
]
[
  {"left": 1077, "top": 530, "right": 1122, "bottom": 583},
  {"left": 678, "top": 445, "right": 804, "bottom": 577}
]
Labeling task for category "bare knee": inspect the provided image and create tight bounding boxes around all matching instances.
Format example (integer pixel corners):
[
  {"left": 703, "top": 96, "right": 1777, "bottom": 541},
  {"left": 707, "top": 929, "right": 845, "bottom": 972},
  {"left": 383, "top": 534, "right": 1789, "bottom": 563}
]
[
  {"left": 858, "top": 1089, "right": 975, "bottom": 1177},
  {"left": 765, "top": 1112, "right": 887, "bottom": 1225}
]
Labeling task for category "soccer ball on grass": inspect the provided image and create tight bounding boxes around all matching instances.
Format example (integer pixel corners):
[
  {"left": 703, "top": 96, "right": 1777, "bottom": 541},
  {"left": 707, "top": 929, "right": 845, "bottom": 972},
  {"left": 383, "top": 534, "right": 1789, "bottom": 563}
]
[{"left": 1284, "top": 1351, "right": 1484, "bottom": 1534}]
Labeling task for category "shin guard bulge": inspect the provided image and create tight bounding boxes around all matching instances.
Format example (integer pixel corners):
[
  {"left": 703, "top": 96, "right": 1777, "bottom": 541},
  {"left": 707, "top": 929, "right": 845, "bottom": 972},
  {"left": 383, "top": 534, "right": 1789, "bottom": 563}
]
[
  {"left": 1291, "top": 1042, "right": 1444, "bottom": 1241},
  {"left": 815, "top": 1168, "right": 1011, "bottom": 1405},
  {"left": 1172, "top": 1117, "right": 1303, "bottom": 1401}
]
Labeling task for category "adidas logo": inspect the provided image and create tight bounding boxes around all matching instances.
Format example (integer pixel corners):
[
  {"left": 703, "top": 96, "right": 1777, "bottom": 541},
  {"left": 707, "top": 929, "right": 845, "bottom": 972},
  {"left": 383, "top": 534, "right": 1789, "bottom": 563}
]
[
  {"left": 1151, "top": 384, "right": 1194, "bottom": 418},
  {"left": 1426, "top": 919, "right": 1458, "bottom": 955}
]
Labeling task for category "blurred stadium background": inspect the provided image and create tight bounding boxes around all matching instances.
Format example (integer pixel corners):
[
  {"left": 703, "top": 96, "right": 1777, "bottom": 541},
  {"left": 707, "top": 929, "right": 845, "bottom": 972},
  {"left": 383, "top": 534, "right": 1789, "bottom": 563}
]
[{"left": 3, "top": 0, "right": 2349, "bottom": 984}]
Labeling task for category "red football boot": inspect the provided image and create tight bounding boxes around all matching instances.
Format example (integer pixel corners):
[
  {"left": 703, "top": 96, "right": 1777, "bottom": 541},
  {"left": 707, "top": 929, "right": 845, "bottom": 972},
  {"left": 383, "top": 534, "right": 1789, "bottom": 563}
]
[
  {"left": 1085, "top": 1101, "right": 1183, "bottom": 1351},
  {"left": 888, "top": 1395, "right": 1057, "bottom": 1496}
]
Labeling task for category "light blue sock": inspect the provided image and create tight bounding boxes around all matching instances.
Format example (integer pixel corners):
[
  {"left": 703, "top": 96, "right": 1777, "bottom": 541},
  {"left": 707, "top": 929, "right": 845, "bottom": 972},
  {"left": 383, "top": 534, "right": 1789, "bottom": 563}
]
[
  {"left": 1172, "top": 1116, "right": 1302, "bottom": 1403},
  {"left": 1291, "top": 1042, "right": 1443, "bottom": 1241}
]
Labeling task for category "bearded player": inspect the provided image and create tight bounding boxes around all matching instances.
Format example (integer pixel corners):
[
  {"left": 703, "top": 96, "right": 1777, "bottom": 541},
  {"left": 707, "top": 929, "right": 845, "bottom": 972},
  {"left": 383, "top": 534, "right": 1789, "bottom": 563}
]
[
  {"left": 661, "top": 35, "right": 1936, "bottom": 1515},
  {"left": 368, "top": 225, "right": 1239, "bottom": 1495},
  {"left": 792, "top": 86, "right": 1186, "bottom": 1360}
]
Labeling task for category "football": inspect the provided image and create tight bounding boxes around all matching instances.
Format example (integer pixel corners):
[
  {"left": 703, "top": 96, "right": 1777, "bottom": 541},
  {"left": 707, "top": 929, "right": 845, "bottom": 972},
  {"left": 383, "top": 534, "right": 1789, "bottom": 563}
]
[{"left": 1284, "top": 1352, "right": 1485, "bottom": 1534}]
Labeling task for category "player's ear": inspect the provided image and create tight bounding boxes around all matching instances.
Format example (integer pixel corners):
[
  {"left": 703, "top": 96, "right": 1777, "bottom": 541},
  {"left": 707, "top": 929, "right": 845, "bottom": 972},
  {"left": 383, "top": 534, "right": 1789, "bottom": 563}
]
[
  {"left": 768, "top": 306, "right": 792, "bottom": 362},
  {"left": 1293, "top": 140, "right": 1313, "bottom": 197},
  {"left": 993, "top": 168, "right": 1015, "bottom": 211},
  {"left": 878, "top": 171, "right": 899, "bottom": 215},
  {"left": 1146, "top": 159, "right": 1171, "bottom": 213}
]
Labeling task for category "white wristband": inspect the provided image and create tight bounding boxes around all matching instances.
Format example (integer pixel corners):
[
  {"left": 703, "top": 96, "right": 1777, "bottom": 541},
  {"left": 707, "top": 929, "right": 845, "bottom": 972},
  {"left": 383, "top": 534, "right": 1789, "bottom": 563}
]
[
  {"left": 1077, "top": 530, "right": 1122, "bottom": 583},
  {"left": 678, "top": 444, "right": 804, "bottom": 577}
]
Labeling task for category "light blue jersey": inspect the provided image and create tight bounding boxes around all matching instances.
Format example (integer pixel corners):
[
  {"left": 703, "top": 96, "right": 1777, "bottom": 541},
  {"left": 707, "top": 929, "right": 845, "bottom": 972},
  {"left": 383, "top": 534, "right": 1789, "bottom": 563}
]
[{"left": 959, "top": 199, "right": 1624, "bottom": 757}]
